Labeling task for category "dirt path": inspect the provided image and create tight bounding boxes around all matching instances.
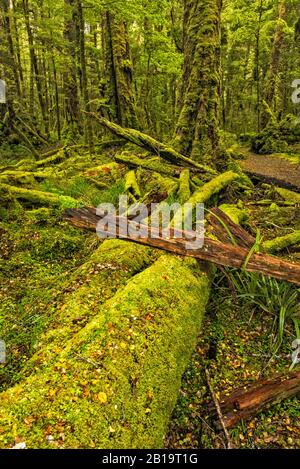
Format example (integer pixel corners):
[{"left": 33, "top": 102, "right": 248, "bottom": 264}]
[{"left": 240, "top": 151, "right": 300, "bottom": 192}]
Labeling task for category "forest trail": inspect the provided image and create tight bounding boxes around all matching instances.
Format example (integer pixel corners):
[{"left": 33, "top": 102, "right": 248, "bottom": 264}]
[{"left": 240, "top": 150, "right": 300, "bottom": 192}]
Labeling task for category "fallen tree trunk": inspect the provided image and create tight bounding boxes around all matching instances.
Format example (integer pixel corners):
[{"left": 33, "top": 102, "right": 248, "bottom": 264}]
[
  {"left": 172, "top": 171, "right": 240, "bottom": 227},
  {"left": 114, "top": 153, "right": 181, "bottom": 178},
  {"left": 86, "top": 113, "right": 217, "bottom": 174},
  {"left": 64, "top": 208, "right": 300, "bottom": 285},
  {"left": 276, "top": 187, "right": 300, "bottom": 204},
  {"left": 0, "top": 255, "right": 212, "bottom": 449},
  {"left": 211, "top": 372, "right": 300, "bottom": 430},
  {"left": 0, "top": 183, "right": 79, "bottom": 209},
  {"left": 23, "top": 239, "right": 155, "bottom": 375}
]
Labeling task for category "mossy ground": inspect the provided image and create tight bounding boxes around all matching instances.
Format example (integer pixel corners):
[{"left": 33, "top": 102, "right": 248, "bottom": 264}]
[
  {"left": 166, "top": 189, "right": 300, "bottom": 450},
  {"left": 166, "top": 270, "right": 300, "bottom": 449},
  {"left": 1, "top": 142, "right": 300, "bottom": 449}
]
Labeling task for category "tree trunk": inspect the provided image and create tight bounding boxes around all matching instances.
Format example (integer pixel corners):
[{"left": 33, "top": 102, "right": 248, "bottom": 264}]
[
  {"left": 261, "top": 0, "right": 287, "bottom": 128},
  {"left": 76, "top": 0, "right": 94, "bottom": 154},
  {"left": 173, "top": 0, "right": 222, "bottom": 163},
  {"left": 63, "top": 0, "right": 80, "bottom": 126},
  {"left": 102, "top": 12, "right": 138, "bottom": 129},
  {"left": 22, "top": 0, "right": 49, "bottom": 135},
  {"left": 1, "top": 0, "right": 21, "bottom": 98}
]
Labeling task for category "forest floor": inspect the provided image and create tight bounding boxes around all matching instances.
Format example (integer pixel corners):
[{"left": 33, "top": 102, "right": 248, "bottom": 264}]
[
  {"left": 166, "top": 192, "right": 300, "bottom": 449},
  {"left": 0, "top": 142, "right": 300, "bottom": 449},
  {"left": 240, "top": 148, "right": 300, "bottom": 191}
]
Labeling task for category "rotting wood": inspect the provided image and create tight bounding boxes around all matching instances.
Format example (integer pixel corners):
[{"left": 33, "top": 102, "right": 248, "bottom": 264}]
[
  {"left": 210, "top": 372, "right": 300, "bottom": 430},
  {"left": 64, "top": 208, "right": 300, "bottom": 286}
]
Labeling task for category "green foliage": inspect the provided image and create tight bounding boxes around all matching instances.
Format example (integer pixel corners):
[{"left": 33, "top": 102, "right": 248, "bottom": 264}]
[{"left": 227, "top": 271, "right": 300, "bottom": 353}]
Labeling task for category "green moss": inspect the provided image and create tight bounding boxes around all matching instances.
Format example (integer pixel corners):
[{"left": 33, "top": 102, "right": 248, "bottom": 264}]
[
  {"left": 262, "top": 231, "right": 300, "bottom": 254},
  {"left": 125, "top": 170, "right": 141, "bottom": 198},
  {"left": 276, "top": 187, "right": 300, "bottom": 204},
  {"left": 172, "top": 171, "right": 240, "bottom": 227},
  {"left": 251, "top": 123, "right": 288, "bottom": 155},
  {"left": 219, "top": 204, "right": 249, "bottom": 225},
  {"left": 26, "top": 208, "right": 53, "bottom": 224},
  {"left": 22, "top": 239, "right": 155, "bottom": 375},
  {"left": 115, "top": 153, "right": 180, "bottom": 178},
  {"left": 178, "top": 169, "right": 191, "bottom": 203},
  {"left": 0, "top": 255, "right": 211, "bottom": 449},
  {"left": 0, "top": 183, "right": 80, "bottom": 209}
]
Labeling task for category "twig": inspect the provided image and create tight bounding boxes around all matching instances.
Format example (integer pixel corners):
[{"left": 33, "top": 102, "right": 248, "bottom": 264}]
[{"left": 205, "top": 368, "right": 234, "bottom": 449}]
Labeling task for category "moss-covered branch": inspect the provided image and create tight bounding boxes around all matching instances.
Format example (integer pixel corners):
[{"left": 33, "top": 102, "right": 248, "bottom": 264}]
[
  {"left": 114, "top": 153, "right": 181, "bottom": 178},
  {"left": 87, "top": 113, "right": 217, "bottom": 174},
  {"left": 172, "top": 171, "right": 240, "bottom": 227},
  {"left": 262, "top": 231, "right": 300, "bottom": 254},
  {"left": 0, "top": 183, "right": 79, "bottom": 208}
]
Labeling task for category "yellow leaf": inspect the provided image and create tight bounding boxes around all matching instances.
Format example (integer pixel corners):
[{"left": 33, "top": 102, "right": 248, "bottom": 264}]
[{"left": 98, "top": 392, "right": 108, "bottom": 404}]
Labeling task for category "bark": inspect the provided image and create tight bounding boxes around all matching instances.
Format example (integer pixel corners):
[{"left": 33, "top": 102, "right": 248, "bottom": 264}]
[
  {"left": 261, "top": 1, "right": 287, "bottom": 128},
  {"left": 64, "top": 208, "right": 300, "bottom": 286},
  {"left": 173, "top": 0, "right": 222, "bottom": 162},
  {"left": 211, "top": 372, "right": 300, "bottom": 430},
  {"left": 76, "top": 0, "right": 94, "bottom": 154}
]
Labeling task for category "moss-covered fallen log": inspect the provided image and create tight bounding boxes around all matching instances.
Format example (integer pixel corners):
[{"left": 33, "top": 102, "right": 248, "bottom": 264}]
[
  {"left": 0, "top": 170, "right": 57, "bottom": 184},
  {"left": 262, "top": 231, "right": 300, "bottom": 254},
  {"left": 114, "top": 152, "right": 181, "bottom": 178},
  {"left": 172, "top": 171, "right": 240, "bottom": 227},
  {"left": 211, "top": 372, "right": 300, "bottom": 430},
  {"left": 23, "top": 239, "right": 155, "bottom": 375},
  {"left": 0, "top": 183, "right": 79, "bottom": 209},
  {"left": 65, "top": 208, "right": 300, "bottom": 285},
  {"left": 178, "top": 169, "right": 191, "bottom": 203},
  {"left": 0, "top": 255, "right": 212, "bottom": 449},
  {"left": 87, "top": 113, "right": 217, "bottom": 174},
  {"left": 125, "top": 170, "right": 141, "bottom": 199},
  {"left": 276, "top": 187, "right": 300, "bottom": 204}
]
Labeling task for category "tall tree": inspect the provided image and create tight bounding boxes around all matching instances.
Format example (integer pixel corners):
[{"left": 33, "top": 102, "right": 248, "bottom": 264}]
[
  {"left": 102, "top": 11, "right": 138, "bottom": 129},
  {"left": 173, "top": 0, "right": 222, "bottom": 163},
  {"left": 261, "top": 0, "right": 287, "bottom": 128},
  {"left": 63, "top": 0, "right": 80, "bottom": 127}
]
